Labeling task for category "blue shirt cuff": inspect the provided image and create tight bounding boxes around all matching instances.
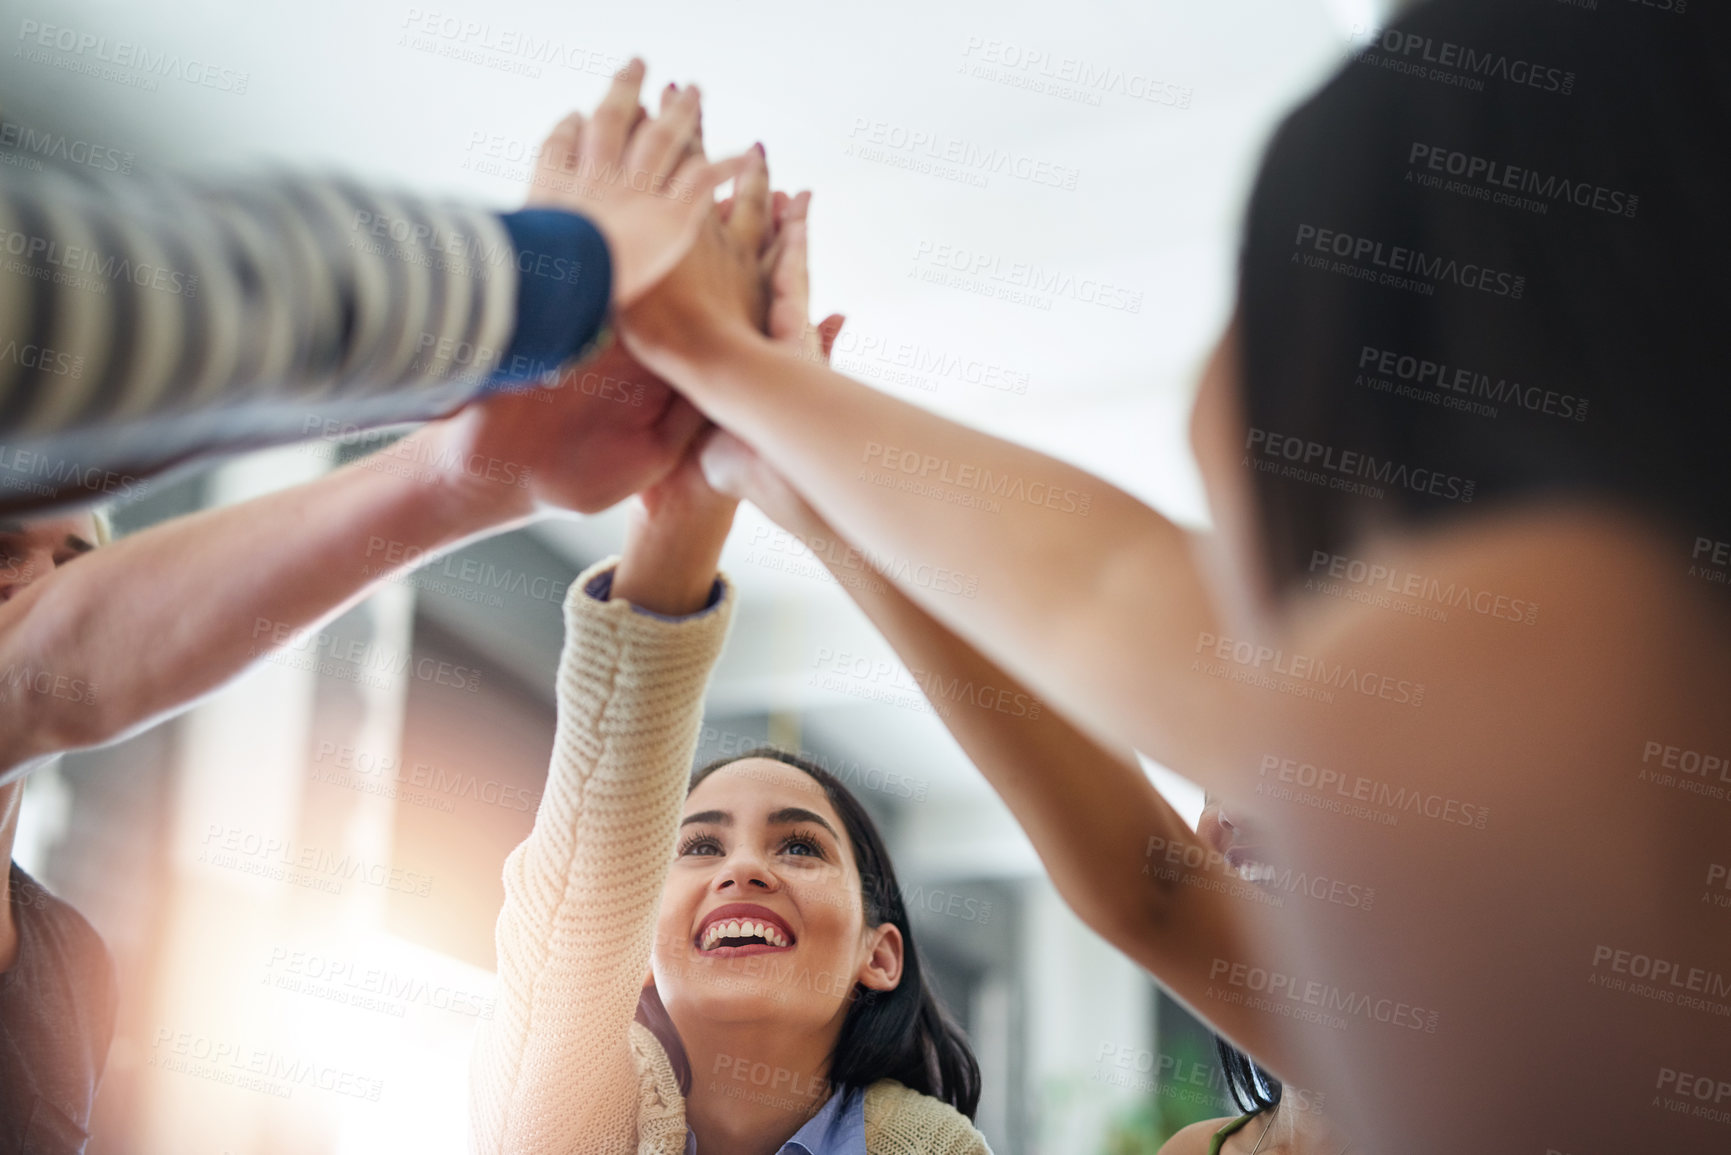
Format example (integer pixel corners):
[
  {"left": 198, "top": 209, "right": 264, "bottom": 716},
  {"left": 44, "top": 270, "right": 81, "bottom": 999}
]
[
  {"left": 487, "top": 208, "right": 613, "bottom": 391},
  {"left": 584, "top": 568, "right": 724, "bottom": 622}
]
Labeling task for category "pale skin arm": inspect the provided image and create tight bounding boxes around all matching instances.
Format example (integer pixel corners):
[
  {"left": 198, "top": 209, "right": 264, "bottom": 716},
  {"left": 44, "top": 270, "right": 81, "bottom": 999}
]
[
  {"left": 707, "top": 434, "right": 1316, "bottom": 1081},
  {"left": 695, "top": 205, "right": 1304, "bottom": 1079},
  {"left": 623, "top": 275, "right": 1237, "bottom": 788},
  {"left": 692, "top": 267, "right": 1731, "bottom": 1147},
  {"left": 640, "top": 135, "right": 1731, "bottom": 1154},
  {"left": 0, "top": 419, "right": 529, "bottom": 782}
]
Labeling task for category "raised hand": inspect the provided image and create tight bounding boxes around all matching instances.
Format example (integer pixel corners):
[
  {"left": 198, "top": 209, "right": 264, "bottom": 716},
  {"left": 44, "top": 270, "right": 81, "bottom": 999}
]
[
  {"left": 525, "top": 60, "right": 750, "bottom": 307},
  {"left": 763, "top": 190, "right": 845, "bottom": 362},
  {"left": 615, "top": 136, "right": 792, "bottom": 382},
  {"left": 610, "top": 176, "right": 846, "bottom": 613},
  {"left": 426, "top": 342, "right": 703, "bottom": 518},
  {"left": 696, "top": 188, "right": 843, "bottom": 508}
]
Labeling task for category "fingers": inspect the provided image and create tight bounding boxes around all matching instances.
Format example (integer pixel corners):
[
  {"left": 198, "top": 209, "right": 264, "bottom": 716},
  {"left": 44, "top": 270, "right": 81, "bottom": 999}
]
[
  {"left": 697, "top": 428, "right": 761, "bottom": 502},
  {"left": 629, "top": 85, "right": 703, "bottom": 188},
  {"left": 540, "top": 111, "right": 584, "bottom": 171},
  {"left": 527, "top": 111, "right": 585, "bottom": 206},
  {"left": 699, "top": 428, "right": 815, "bottom": 531},
  {"left": 766, "top": 218, "right": 810, "bottom": 346},
  {"left": 676, "top": 151, "right": 751, "bottom": 211},
  {"left": 761, "top": 188, "right": 809, "bottom": 273},
  {"left": 586, "top": 58, "right": 646, "bottom": 165},
  {"left": 817, "top": 314, "right": 846, "bottom": 362},
  {"left": 726, "top": 144, "right": 772, "bottom": 255},
  {"left": 655, "top": 392, "right": 711, "bottom": 458}
]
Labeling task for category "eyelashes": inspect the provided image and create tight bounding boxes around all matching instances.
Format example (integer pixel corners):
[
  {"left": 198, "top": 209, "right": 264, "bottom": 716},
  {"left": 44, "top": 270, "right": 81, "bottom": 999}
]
[
  {"left": 780, "top": 832, "right": 824, "bottom": 858},
  {"left": 677, "top": 832, "right": 724, "bottom": 857},
  {"left": 676, "top": 829, "right": 829, "bottom": 861}
]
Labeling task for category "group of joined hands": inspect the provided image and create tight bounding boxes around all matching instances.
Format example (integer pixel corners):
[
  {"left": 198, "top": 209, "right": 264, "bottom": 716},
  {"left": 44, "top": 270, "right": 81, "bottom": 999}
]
[{"left": 418, "top": 58, "right": 848, "bottom": 612}]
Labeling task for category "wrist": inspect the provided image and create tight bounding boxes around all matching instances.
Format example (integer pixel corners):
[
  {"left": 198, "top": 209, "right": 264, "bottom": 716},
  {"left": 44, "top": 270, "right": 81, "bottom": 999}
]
[
  {"left": 410, "top": 417, "right": 536, "bottom": 530},
  {"left": 630, "top": 314, "right": 766, "bottom": 400},
  {"left": 613, "top": 504, "right": 734, "bottom": 616}
]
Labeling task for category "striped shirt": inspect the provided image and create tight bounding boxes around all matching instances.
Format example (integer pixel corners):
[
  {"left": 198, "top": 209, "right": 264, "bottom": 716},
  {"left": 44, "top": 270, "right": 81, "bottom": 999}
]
[{"left": 0, "top": 166, "right": 610, "bottom": 511}]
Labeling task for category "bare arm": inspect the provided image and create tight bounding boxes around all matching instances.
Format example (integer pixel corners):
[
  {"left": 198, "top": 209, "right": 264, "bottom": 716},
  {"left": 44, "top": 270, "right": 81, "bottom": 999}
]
[
  {"left": 0, "top": 416, "right": 529, "bottom": 781},
  {"left": 0, "top": 315, "right": 720, "bottom": 786},
  {"left": 626, "top": 302, "right": 1235, "bottom": 786},
  {"left": 709, "top": 431, "right": 1314, "bottom": 1083}
]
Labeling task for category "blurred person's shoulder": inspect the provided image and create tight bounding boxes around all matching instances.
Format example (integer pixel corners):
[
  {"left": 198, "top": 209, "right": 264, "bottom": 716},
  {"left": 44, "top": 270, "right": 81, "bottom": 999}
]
[
  {"left": 2, "top": 861, "right": 118, "bottom": 1055},
  {"left": 1, "top": 862, "right": 118, "bottom": 1144},
  {"left": 5, "top": 863, "right": 112, "bottom": 974}
]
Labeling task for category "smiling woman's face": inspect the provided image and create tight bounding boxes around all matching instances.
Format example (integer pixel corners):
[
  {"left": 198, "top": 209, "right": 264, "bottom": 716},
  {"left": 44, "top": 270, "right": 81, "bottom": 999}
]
[{"left": 650, "top": 758, "right": 903, "bottom": 1034}]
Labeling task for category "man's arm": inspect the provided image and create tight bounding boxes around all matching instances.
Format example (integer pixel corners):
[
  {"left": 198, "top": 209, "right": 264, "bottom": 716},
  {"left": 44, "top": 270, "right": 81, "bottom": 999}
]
[
  {"left": 0, "top": 62, "right": 744, "bottom": 514},
  {"left": 0, "top": 416, "right": 530, "bottom": 781},
  {"left": 0, "top": 283, "right": 726, "bottom": 786},
  {"left": 0, "top": 171, "right": 565, "bottom": 513}
]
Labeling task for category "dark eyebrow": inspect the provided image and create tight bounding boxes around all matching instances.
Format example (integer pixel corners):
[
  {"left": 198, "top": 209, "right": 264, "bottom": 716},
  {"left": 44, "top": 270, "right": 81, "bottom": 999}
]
[
  {"left": 679, "top": 807, "right": 841, "bottom": 842},
  {"left": 63, "top": 536, "right": 95, "bottom": 554},
  {"left": 766, "top": 807, "right": 840, "bottom": 841}
]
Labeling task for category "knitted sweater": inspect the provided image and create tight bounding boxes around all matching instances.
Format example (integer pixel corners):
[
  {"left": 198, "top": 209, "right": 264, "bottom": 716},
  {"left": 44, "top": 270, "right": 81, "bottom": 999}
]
[{"left": 469, "top": 560, "right": 990, "bottom": 1155}]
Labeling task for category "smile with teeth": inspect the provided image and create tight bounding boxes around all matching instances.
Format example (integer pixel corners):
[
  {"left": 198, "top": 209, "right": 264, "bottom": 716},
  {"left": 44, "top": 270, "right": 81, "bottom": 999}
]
[{"left": 700, "top": 919, "right": 792, "bottom": 951}]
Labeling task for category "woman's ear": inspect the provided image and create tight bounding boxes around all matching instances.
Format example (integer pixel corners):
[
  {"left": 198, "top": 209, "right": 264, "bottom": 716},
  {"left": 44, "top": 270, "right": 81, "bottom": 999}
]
[{"left": 856, "top": 922, "right": 905, "bottom": 992}]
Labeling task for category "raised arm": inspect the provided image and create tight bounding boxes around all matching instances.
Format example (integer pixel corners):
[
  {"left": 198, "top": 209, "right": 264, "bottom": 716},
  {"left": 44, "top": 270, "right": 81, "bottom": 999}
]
[
  {"left": 468, "top": 551, "right": 736, "bottom": 1154},
  {"left": 0, "top": 291, "right": 735, "bottom": 784},
  {"left": 711, "top": 436, "right": 1326, "bottom": 1073},
  {"left": 621, "top": 232, "right": 1235, "bottom": 787},
  {"left": 470, "top": 146, "right": 780, "bottom": 1154},
  {"left": 0, "top": 61, "right": 745, "bottom": 513},
  {"left": 689, "top": 203, "right": 1308, "bottom": 1081}
]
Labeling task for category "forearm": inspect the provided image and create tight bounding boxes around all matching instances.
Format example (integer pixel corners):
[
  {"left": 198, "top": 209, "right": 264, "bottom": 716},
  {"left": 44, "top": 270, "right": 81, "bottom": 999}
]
[
  {"left": 812, "top": 520, "right": 1194, "bottom": 935},
  {"left": 752, "top": 481, "right": 1308, "bottom": 1080},
  {"left": 669, "top": 328, "right": 1230, "bottom": 773},
  {"left": 474, "top": 564, "right": 733, "bottom": 1153},
  {"left": 0, "top": 417, "right": 529, "bottom": 777},
  {"left": 0, "top": 172, "right": 610, "bottom": 513}
]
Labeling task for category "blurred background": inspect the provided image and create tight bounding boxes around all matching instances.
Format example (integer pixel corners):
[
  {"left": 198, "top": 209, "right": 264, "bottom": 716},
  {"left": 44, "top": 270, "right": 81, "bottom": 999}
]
[{"left": 3, "top": 0, "right": 1412, "bottom": 1150}]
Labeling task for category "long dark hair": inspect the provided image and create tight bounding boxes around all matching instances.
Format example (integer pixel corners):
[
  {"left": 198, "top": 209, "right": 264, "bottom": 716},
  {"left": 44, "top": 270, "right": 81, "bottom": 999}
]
[
  {"left": 1236, "top": 0, "right": 1731, "bottom": 594},
  {"left": 1215, "top": 1037, "right": 1280, "bottom": 1116},
  {"left": 634, "top": 745, "right": 982, "bottom": 1119}
]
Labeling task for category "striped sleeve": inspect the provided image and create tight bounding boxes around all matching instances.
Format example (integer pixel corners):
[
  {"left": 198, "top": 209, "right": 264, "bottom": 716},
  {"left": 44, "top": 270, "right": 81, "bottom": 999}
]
[{"left": 0, "top": 167, "right": 605, "bottom": 512}]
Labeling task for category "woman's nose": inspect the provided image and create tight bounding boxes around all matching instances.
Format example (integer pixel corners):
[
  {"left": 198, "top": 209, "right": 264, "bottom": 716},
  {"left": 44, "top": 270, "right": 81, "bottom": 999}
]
[{"left": 710, "top": 851, "right": 778, "bottom": 893}]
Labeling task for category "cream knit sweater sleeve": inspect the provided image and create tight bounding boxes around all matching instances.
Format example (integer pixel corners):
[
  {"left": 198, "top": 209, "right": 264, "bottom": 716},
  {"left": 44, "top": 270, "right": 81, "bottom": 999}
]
[{"left": 469, "top": 559, "right": 735, "bottom": 1155}]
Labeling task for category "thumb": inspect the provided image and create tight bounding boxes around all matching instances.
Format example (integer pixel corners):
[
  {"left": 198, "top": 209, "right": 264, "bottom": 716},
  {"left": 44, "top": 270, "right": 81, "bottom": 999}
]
[
  {"left": 685, "top": 152, "right": 752, "bottom": 208},
  {"left": 697, "top": 428, "right": 759, "bottom": 501},
  {"left": 817, "top": 314, "right": 846, "bottom": 363},
  {"left": 698, "top": 429, "right": 821, "bottom": 533}
]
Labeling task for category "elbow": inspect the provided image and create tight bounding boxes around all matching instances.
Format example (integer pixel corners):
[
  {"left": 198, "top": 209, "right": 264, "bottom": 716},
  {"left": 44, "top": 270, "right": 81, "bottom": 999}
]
[
  {"left": 11, "top": 674, "right": 124, "bottom": 762},
  {"left": 1056, "top": 868, "right": 1180, "bottom": 962}
]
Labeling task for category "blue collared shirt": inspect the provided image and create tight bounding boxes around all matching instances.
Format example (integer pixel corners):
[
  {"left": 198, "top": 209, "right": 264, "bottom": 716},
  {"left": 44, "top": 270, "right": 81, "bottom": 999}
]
[
  {"left": 584, "top": 569, "right": 724, "bottom": 621},
  {"left": 682, "top": 1086, "right": 867, "bottom": 1155}
]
